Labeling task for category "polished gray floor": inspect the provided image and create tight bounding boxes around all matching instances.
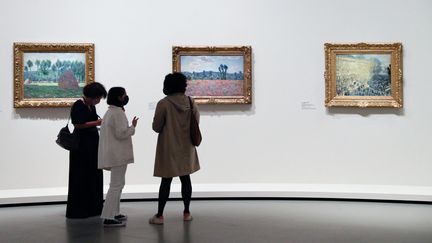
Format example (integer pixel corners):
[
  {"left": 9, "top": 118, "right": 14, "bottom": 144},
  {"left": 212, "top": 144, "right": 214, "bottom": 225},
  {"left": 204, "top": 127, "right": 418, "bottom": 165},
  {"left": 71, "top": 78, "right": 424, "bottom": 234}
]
[{"left": 0, "top": 200, "right": 432, "bottom": 243}]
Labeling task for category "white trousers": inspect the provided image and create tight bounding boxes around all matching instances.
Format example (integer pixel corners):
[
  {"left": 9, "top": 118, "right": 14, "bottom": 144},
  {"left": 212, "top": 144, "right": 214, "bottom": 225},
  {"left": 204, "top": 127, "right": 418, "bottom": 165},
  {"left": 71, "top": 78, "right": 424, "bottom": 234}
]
[{"left": 101, "top": 165, "right": 127, "bottom": 220}]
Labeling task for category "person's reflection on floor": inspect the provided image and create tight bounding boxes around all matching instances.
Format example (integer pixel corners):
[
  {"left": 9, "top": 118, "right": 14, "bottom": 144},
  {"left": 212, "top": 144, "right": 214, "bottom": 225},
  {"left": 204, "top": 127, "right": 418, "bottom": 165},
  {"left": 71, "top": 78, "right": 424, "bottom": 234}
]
[
  {"left": 153, "top": 222, "right": 165, "bottom": 243},
  {"left": 66, "top": 217, "right": 104, "bottom": 243},
  {"left": 182, "top": 220, "right": 191, "bottom": 243}
]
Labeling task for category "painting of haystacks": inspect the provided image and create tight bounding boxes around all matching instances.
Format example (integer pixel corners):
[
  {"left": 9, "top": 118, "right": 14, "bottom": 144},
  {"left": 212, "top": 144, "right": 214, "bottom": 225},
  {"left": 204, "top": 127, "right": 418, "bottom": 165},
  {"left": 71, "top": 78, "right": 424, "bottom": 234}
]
[
  {"left": 23, "top": 52, "right": 86, "bottom": 98},
  {"left": 14, "top": 43, "right": 94, "bottom": 108}
]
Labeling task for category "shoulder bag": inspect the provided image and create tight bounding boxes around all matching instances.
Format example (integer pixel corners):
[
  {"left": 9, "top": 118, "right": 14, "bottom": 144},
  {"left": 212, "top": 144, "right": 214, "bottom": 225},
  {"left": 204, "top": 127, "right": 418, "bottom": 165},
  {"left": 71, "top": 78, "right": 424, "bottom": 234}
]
[
  {"left": 56, "top": 114, "right": 79, "bottom": 151},
  {"left": 188, "top": 96, "right": 202, "bottom": 146}
]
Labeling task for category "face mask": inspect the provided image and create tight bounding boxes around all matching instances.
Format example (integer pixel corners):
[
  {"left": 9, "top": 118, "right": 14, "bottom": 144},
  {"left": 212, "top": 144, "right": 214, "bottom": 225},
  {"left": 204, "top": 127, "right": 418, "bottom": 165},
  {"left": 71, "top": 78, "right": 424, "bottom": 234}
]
[{"left": 122, "top": 95, "right": 129, "bottom": 106}]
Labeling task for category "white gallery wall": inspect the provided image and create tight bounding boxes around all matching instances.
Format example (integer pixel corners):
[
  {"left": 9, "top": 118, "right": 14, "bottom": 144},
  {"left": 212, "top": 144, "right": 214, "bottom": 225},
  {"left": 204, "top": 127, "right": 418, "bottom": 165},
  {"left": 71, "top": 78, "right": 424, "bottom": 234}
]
[{"left": 1, "top": 0, "right": 432, "bottom": 203}]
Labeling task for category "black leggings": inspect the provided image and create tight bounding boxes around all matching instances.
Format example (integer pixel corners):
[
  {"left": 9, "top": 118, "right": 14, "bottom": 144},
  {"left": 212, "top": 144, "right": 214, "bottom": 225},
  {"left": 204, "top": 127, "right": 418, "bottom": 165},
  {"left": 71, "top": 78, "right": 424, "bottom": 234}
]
[{"left": 157, "top": 175, "right": 192, "bottom": 217}]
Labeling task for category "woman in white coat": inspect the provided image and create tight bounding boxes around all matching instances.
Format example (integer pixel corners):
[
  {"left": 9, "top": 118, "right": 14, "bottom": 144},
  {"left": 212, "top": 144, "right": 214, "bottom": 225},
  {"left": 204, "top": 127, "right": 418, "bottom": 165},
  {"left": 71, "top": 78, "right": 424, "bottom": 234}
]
[{"left": 98, "top": 87, "right": 138, "bottom": 227}]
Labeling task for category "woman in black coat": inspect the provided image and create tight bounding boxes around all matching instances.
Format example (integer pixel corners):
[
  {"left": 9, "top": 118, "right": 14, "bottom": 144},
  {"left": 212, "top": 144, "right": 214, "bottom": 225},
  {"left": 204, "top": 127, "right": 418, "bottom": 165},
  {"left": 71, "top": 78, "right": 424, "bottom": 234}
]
[{"left": 66, "top": 82, "right": 107, "bottom": 218}]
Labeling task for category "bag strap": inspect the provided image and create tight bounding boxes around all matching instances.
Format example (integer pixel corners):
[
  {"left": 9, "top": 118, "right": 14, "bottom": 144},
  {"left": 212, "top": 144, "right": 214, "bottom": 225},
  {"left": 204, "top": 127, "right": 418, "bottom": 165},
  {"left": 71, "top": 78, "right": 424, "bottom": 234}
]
[
  {"left": 66, "top": 113, "right": 71, "bottom": 127},
  {"left": 66, "top": 105, "right": 74, "bottom": 127},
  {"left": 66, "top": 101, "right": 101, "bottom": 128},
  {"left": 188, "top": 96, "right": 196, "bottom": 116}
]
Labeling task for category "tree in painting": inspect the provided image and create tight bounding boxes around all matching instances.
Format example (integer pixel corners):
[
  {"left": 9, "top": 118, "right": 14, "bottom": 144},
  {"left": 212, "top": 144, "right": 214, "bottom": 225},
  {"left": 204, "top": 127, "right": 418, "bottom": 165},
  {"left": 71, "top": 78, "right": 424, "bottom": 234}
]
[
  {"left": 336, "top": 54, "right": 391, "bottom": 96},
  {"left": 180, "top": 55, "right": 245, "bottom": 96},
  {"left": 23, "top": 53, "right": 86, "bottom": 98}
]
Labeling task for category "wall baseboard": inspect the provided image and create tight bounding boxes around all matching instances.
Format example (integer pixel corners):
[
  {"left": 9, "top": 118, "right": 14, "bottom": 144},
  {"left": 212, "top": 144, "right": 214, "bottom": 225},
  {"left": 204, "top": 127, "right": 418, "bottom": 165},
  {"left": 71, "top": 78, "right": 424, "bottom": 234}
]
[{"left": 1, "top": 183, "right": 432, "bottom": 205}]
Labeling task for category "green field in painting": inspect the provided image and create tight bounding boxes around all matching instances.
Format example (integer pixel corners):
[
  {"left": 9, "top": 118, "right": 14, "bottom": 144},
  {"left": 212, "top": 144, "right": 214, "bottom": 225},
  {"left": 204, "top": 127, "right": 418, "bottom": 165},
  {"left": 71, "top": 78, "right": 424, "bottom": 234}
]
[{"left": 24, "top": 83, "right": 84, "bottom": 98}]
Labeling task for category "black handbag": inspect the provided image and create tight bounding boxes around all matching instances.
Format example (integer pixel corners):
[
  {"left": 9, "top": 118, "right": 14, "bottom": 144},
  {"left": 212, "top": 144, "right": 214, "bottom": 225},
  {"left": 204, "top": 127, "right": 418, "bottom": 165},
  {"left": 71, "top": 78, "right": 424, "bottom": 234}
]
[
  {"left": 188, "top": 96, "right": 202, "bottom": 146},
  {"left": 56, "top": 116, "right": 79, "bottom": 151}
]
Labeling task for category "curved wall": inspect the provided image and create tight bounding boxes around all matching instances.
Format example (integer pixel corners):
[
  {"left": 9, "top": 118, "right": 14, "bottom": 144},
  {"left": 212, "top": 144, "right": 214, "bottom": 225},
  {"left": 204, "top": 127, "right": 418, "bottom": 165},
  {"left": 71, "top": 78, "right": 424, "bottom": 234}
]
[{"left": 1, "top": 0, "right": 432, "bottom": 204}]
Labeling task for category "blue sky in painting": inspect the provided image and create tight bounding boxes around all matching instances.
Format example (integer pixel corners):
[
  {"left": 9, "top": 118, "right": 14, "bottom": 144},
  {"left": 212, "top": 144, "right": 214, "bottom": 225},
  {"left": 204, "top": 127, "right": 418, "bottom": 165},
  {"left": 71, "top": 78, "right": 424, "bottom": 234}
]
[
  {"left": 181, "top": 55, "right": 244, "bottom": 73},
  {"left": 337, "top": 54, "right": 391, "bottom": 66},
  {"left": 24, "top": 52, "right": 86, "bottom": 63}
]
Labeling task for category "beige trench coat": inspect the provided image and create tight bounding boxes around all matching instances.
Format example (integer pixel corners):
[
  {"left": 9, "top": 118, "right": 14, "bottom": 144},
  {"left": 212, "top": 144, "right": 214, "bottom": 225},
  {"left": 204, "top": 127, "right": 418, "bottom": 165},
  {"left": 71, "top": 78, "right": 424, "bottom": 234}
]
[{"left": 152, "top": 93, "right": 200, "bottom": 177}]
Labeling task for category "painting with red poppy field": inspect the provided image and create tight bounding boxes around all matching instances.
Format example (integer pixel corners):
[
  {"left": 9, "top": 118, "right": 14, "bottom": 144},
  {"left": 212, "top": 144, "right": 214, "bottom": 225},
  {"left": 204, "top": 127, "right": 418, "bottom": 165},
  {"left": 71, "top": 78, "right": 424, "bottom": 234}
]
[
  {"left": 173, "top": 46, "right": 252, "bottom": 104},
  {"left": 181, "top": 55, "right": 244, "bottom": 97}
]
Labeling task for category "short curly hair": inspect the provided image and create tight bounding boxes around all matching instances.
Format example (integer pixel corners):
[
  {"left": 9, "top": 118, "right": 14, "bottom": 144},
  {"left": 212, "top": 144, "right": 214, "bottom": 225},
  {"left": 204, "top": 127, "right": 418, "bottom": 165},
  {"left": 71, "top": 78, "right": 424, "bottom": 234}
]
[{"left": 163, "top": 72, "right": 187, "bottom": 95}]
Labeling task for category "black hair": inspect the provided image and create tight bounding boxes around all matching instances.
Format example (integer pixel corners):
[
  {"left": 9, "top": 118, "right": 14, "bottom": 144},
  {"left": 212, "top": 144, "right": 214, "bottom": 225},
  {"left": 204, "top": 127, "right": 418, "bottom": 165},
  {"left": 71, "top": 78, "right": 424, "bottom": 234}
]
[
  {"left": 107, "top": 87, "right": 126, "bottom": 107},
  {"left": 83, "top": 82, "right": 107, "bottom": 99},
  {"left": 163, "top": 72, "right": 187, "bottom": 95}
]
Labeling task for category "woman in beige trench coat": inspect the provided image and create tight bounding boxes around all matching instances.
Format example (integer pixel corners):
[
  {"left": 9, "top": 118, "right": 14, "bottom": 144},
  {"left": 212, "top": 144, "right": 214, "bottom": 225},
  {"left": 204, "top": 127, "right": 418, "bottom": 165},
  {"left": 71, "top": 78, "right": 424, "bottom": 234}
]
[{"left": 149, "top": 72, "right": 200, "bottom": 225}]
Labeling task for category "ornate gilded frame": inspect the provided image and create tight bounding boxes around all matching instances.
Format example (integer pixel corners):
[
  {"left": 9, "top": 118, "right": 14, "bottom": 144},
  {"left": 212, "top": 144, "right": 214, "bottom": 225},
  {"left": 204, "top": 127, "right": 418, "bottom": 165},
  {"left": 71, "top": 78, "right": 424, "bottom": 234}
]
[
  {"left": 14, "top": 43, "right": 95, "bottom": 108},
  {"left": 173, "top": 46, "right": 252, "bottom": 104},
  {"left": 324, "top": 43, "right": 403, "bottom": 108}
]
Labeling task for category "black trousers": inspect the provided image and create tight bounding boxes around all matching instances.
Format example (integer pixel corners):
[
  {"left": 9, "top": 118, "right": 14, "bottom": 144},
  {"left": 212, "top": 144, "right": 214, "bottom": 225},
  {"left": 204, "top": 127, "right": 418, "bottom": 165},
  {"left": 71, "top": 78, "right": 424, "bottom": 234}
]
[{"left": 157, "top": 175, "right": 192, "bottom": 217}]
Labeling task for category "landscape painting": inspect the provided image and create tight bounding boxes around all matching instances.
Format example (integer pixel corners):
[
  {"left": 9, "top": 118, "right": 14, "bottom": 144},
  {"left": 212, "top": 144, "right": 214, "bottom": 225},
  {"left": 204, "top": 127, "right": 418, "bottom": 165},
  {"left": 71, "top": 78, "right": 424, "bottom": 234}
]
[
  {"left": 336, "top": 54, "right": 391, "bottom": 96},
  {"left": 324, "top": 43, "right": 403, "bottom": 108},
  {"left": 14, "top": 43, "right": 95, "bottom": 108},
  {"left": 181, "top": 55, "right": 244, "bottom": 96},
  {"left": 173, "top": 46, "right": 252, "bottom": 104},
  {"left": 23, "top": 52, "right": 86, "bottom": 99}
]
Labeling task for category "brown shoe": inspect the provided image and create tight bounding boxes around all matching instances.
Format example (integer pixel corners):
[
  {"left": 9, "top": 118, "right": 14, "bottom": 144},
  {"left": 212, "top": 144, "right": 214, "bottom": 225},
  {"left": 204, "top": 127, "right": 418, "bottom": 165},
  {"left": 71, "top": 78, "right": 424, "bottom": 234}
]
[{"left": 183, "top": 213, "right": 193, "bottom": 221}]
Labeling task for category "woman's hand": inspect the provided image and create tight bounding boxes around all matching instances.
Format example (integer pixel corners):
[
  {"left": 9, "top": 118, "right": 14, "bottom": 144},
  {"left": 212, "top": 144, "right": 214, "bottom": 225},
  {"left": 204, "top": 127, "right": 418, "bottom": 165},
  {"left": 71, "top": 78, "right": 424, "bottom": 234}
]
[
  {"left": 95, "top": 119, "right": 103, "bottom": 126},
  {"left": 132, "top": 116, "right": 139, "bottom": 127}
]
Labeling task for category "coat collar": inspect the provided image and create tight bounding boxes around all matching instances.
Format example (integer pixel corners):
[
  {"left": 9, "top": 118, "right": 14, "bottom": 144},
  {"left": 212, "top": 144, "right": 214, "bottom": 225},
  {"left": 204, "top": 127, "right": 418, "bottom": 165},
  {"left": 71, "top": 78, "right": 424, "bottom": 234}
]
[{"left": 108, "top": 105, "right": 124, "bottom": 110}]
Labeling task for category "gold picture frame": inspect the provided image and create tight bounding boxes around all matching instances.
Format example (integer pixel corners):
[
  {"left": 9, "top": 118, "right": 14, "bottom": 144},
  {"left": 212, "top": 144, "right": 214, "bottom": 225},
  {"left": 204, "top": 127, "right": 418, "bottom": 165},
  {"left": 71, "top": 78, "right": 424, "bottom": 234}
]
[
  {"left": 14, "top": 43, "right": 95, "bottom": 108},
  {"left": 324, "top": 43, "right": 403, "bottom": 108},
  {"left": 173, "top": 46, "right": 252, "bottom": 104}
]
